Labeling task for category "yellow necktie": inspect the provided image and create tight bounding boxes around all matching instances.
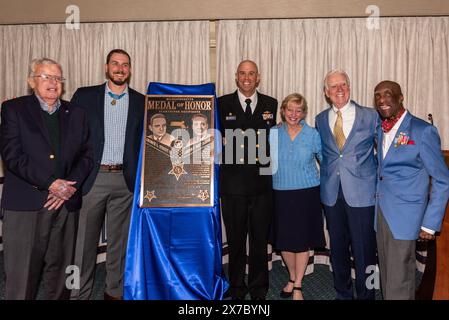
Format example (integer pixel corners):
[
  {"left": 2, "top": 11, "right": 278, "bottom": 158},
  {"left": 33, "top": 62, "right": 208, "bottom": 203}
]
[{"left": 333, "top": 110, "right": 346, "bottom": 150}]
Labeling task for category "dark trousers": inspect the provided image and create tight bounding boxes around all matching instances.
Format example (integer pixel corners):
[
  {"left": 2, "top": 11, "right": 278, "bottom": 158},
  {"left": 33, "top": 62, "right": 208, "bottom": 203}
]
[
  {"left": 2, "top": 206, "right": 78, "bottom": 300},
  {"left": 221, "top": 191, "right": 272, "bottom": 298},
  {"left": 323, "top": 185, "right": 376, "bottom": 300}
]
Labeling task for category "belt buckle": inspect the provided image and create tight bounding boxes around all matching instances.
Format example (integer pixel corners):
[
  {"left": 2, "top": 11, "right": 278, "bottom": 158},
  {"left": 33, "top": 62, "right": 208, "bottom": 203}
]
[
  {"left": 110, "top": 164, "right": 121, "bottom": 172},
  {"left": 101, "top": 164, "right": 122, "bottom": 172}
]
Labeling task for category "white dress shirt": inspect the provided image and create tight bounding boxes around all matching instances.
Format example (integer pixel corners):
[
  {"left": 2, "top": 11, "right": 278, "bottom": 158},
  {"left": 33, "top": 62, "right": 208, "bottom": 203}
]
[
  {"left": 382, "top": 110, "right": 407, "bottom": 160},
  {"left": 237, "top": 90, "right": 258, "bottom": 114},
  {"left": 328, "top": 100, "right": 355, "bottom": 138},
  {"left": 381, "top": 109, "right": 434, "bottom": 235}
]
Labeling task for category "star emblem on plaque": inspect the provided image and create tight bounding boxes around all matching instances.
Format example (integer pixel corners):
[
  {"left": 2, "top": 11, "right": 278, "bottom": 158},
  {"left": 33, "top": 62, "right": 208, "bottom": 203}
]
[
  {"left": 144, "top": 190, "right": 157, "bottom": 203},
  {"left": 168, "top": 163, "right": 187, "bottom": 181},
  {"left": 197, "top": 190, "right": 210, "bottom": 202}
]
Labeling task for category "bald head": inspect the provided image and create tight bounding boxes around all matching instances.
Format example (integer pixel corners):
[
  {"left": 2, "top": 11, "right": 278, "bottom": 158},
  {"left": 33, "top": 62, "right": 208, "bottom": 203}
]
[
  {"left": 374, "top": 80, "right": 404, "bottom": 119},
  {"left": 236, "top": 60, "right": 259, "bottom": 74},
  {"left": 374, "top": 80, "right": 403, "bottom": 96},
  {"left": 235, "top": 60, "right": 260, "bottom": 97}
]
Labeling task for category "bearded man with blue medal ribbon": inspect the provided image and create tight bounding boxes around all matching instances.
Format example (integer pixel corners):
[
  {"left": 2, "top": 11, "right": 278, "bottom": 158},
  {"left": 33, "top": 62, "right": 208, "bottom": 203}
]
[{"left": 70, "top": 49, "right": 145, "bottom": 300}]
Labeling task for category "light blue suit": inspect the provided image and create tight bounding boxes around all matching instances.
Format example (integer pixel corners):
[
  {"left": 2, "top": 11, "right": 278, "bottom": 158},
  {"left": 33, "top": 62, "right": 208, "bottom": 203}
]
[
  {"left": 315, "top": 100, "right": 379, "bottom": 300},
  {"left": 375, "top": 112, "right": 449, "bottom": 240},
  {"left": 316, "top": 101, "right": 379, "bottom": 207}
]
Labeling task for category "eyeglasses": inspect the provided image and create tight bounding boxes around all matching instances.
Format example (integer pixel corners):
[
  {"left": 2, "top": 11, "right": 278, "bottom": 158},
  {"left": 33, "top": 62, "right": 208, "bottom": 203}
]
[{"left": 33, "top": 74, "right": 65, "bottom": 83}]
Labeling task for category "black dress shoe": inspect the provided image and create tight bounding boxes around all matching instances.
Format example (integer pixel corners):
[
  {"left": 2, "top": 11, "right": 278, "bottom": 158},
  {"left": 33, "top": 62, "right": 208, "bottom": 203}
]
[
  {"left": 279, "top": 279, "right": 295, "bottom": 299},
  {"left": 104, "top": 292, "right": 123, "bottom": 300},
  {"left": 223, "top": 290, "right": 231, "bottom": 299}
]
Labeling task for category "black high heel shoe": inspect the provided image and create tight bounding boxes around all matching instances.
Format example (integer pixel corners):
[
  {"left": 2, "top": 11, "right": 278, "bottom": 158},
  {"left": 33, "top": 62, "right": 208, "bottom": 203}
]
[{"left": 279, "top": 279, "right": 295, "bottom": 298}]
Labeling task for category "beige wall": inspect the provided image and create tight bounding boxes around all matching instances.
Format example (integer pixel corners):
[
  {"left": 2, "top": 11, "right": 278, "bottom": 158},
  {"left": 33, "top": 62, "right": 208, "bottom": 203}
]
[{"left": 1, "top": 0, "right": 448, "bottom": 24}]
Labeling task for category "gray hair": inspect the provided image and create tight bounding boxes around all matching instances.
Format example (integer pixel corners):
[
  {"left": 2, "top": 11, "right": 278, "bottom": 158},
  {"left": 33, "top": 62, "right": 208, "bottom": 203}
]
[
  {"left": 323, "top": 69, "right": 350, "bottom": 90},
  {"left": 28, "top": 58, "right": 62, "bottom": 77}
]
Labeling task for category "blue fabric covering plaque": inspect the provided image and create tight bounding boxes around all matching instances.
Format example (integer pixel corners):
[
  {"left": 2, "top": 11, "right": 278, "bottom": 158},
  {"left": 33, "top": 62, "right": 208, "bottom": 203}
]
[{"left": 123, "top": 82, "right": 228, "bottom": 300}]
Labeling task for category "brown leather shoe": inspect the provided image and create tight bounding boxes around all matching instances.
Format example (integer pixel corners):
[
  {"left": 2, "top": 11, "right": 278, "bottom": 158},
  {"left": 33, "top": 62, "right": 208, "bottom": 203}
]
[{"left": 104, "top": 292, "right": 123, "bottom": 300}]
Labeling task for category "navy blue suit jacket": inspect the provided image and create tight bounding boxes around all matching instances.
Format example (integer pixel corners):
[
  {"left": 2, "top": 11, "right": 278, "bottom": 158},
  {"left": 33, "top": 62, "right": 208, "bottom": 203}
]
[
  {"left": 0, "top": 94, "right": 93, "bottom": 211},
  {"left": 70, "top": 83, "right": 145, "bottom": 194}
]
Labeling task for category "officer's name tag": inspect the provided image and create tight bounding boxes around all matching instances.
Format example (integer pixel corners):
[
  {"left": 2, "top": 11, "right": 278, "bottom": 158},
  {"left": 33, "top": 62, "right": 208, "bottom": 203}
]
[{"left": 226, "top": 115, "right": 237, "bottom": 121}]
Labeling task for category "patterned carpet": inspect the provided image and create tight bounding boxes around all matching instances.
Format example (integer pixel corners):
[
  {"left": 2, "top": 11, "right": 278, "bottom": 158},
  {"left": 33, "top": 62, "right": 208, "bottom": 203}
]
[
  {"left": 0, "top": 253, "right": 421, "bottom": 300},
  {"left": 266, "top": 261, "right": 383, "bottom": 300},
  {"left": 267, "top": 261, "right": 338, "bottom": 300}
]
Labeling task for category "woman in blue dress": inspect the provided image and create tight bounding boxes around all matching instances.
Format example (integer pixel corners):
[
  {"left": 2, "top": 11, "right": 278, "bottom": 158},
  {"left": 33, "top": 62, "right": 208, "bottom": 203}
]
[{"left": 269, "top": 93, "right": 325, "bottom": 300}]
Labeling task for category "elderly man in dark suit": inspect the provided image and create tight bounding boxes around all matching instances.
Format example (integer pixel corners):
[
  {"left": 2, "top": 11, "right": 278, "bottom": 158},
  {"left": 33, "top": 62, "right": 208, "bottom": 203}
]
[
  {"left": 0, "top": 58, "right": 93, "bottom": 300},
  {"left": 70, "top": 49, "right": 145, "bottom": 300},
  {"left": 218, "top": 60, "right": 277, "bottom": 300}
]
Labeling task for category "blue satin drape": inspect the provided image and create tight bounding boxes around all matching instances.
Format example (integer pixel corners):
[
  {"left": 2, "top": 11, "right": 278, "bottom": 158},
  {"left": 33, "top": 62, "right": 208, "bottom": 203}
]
[{"left": 123, "top": 82, "right": 228, "bottom": 300}]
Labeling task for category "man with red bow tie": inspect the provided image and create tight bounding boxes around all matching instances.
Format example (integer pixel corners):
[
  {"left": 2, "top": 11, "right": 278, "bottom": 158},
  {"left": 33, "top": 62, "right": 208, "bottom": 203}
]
[{"left": 374, "top": 80, "right": 449, "bottom": 300}]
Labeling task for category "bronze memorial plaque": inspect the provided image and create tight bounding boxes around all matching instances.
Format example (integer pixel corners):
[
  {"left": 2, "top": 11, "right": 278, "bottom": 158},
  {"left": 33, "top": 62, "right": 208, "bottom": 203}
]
[{"left": 140, "top": 95, "right": 215, "bottom": 207}]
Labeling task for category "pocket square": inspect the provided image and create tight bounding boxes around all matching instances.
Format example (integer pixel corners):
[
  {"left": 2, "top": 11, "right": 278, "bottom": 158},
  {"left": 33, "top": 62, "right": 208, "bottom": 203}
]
[{"left": 394, "top": 132, "right": 415, "bottom": 147}]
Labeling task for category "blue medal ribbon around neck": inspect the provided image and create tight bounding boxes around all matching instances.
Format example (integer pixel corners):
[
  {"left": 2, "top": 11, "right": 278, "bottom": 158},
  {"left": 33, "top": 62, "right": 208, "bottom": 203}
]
[{"left": 108, "top": 91, "right": 126, "bottom": 101}]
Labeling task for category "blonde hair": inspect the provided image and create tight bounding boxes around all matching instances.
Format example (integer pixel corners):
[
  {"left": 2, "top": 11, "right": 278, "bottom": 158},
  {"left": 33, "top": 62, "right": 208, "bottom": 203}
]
[{"left": 280, "top": 93, "right": 308, "bottom": 122}]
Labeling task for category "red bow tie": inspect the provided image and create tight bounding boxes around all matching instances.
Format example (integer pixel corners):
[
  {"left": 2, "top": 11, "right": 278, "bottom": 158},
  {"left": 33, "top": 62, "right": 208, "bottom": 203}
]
[{"left": 381, "top": 108, "right": 405, "bottom": 133}]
